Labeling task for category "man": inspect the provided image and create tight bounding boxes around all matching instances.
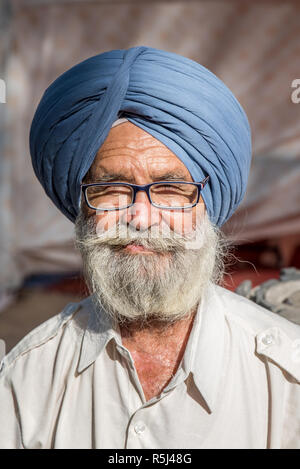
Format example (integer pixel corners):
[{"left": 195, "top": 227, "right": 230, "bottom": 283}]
[{"left": 0, "top": 47, "right": 299, "bottom": 449}]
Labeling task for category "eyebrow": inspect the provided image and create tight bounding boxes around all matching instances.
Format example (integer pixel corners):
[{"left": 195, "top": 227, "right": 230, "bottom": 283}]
[{"left": 87, "top": 171, "right": 190, "bottom": 183}]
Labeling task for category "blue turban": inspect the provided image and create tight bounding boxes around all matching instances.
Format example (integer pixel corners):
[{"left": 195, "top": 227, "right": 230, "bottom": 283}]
[{"left": 29, "top": 46, "right": 252, "bottom": 226}]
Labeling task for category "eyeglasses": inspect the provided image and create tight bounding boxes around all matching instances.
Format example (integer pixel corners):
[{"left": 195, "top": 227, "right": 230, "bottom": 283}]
[{"left": 81, "top": 176, "right": 209, "bottom": 211}]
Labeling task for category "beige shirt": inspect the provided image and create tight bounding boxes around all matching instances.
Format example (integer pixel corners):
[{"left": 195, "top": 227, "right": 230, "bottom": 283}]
[{"left": 0, "top": 284, "right": 300, "bottom": 449}]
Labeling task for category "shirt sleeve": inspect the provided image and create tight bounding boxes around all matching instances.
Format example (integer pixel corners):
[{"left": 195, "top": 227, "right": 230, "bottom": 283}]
[{"left": 0, "top": 368, "right": 24, "bottom": 449}]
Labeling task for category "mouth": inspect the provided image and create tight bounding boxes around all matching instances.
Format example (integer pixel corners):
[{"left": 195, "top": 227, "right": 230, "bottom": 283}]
[{"left": 123, "top": 242, "right": 154, "bottom": 253}]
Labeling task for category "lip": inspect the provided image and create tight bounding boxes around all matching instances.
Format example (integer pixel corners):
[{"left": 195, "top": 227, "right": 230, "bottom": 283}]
[{"left": 124, "top": 243, "right": 153, "bottom": 253}]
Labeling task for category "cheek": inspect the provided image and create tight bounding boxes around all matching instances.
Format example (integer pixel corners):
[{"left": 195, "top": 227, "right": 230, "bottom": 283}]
[
  {"left": 160, "top": 210, "right": 191, "bottom": 236},
  {"left": 93, "top": 203, "right": 206, "bottom": 235},
  {"left": 94, "top": 211, "right": 121, "bottom": 231},
  {"left": 161, "top": 203, "right": 205, "bottom": 235}
]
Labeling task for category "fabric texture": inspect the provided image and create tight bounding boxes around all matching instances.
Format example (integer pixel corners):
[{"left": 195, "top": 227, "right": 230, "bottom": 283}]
[
  {"left": 29, "top": 46, "right": 252, "bottom": 227},
  {"left": 0, "top": 285, "right": 300, "bottom": 449},
  {"left": 236, "top": 267, "right": 300, "bottom": 324}
]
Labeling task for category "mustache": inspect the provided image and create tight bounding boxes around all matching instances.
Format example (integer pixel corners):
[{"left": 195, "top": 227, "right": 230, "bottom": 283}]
[
  {"left": 75, "top": 218, "right": 203, "bottom": 253},
  {"left": 74, "top": 210, "right": 224, "bottom": 325}
]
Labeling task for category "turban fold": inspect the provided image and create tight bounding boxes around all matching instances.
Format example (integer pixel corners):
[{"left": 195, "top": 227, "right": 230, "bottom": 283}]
[{"left": 29, "top": 46, "right": 252, "bottom": 226}]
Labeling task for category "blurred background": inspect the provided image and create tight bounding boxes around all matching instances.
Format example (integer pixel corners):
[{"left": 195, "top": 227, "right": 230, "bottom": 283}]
[{"left": 0, "top": 0, "right": 299, "bottom": 353}]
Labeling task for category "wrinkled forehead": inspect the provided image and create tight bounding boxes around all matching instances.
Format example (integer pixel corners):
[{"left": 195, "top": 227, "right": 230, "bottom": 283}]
[{"left": 86, "top": 119, "right": 193, "bottom": 182}]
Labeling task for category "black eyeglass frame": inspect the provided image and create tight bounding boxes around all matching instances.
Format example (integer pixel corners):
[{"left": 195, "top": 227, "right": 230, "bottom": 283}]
[{"left": 81, "top": 176, "right": 210, "bottom": 211}]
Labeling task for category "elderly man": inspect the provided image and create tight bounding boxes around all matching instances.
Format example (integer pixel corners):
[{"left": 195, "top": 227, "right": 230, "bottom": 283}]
[{"left": 0, "top": 47, "right": 299, "bottom": 449}]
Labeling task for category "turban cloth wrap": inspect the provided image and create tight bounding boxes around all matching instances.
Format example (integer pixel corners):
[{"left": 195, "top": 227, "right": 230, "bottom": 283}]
[{"left": 29, "top": 46, "right": 252, "bottom": 226}]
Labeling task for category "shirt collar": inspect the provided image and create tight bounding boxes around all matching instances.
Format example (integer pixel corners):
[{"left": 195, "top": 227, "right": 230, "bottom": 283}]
[
  {"left": 77, "top": 296, "right": 120, "bottom": 374},
  {"left": 77, "top": 284, "right": 225, "bottom": 412}
]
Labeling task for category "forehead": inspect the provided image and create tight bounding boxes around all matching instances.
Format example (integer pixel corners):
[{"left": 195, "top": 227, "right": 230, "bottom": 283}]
[{"left": 88, "top": 121, "right": 192, "bottom": 180}]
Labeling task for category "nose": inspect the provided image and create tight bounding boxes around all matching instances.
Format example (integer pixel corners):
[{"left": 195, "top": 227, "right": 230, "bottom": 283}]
[{"left": 122, "top": 189, "right": 161, "bottom": 231}]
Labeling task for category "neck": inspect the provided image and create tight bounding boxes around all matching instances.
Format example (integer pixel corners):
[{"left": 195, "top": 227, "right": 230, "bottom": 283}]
[
  {"left": 119, "top": 309, "right": 197, "bottom": 401},
  {"left": 120, "top": 311, "right": 197, "bottom": 347}
]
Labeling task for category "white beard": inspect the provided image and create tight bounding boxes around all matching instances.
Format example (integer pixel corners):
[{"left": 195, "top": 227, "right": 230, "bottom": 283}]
[{"left": 75, "top": 211, "right": 226, "bottom": 326}]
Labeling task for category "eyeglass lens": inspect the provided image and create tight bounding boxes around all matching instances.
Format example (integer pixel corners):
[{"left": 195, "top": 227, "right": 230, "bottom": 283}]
[{"left": 85, "top": 183, "right": 199, "bottom": 209}]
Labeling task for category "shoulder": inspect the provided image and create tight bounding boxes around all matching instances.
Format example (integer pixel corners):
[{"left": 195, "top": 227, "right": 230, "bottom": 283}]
[
  {"left": 214, "top": 285, "right": 300, "bottom": 383},
  {"left": 215, "top": 285, "right": 300, "bottom": 337},
  {"left": 0, "top": 296, "right": 93, "bottom": 378}
]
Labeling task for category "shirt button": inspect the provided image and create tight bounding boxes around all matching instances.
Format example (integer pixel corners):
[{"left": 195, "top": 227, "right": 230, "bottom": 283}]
[
  {"left": 134, "top": 422, "right": 146, "bottom": 435},
  {"left": 261, "top": 334, "right": 275, "bottom": 346}
]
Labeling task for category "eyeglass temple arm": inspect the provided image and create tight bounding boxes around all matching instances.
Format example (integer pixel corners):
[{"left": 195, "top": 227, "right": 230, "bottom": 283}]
[{"left": 201, "top": 176, "right": 210, "bottom": 188}]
